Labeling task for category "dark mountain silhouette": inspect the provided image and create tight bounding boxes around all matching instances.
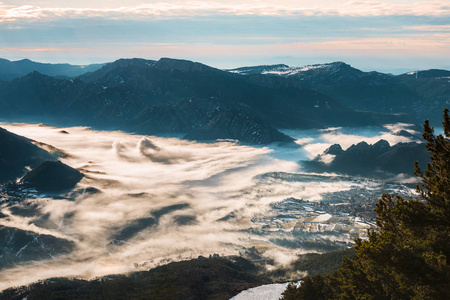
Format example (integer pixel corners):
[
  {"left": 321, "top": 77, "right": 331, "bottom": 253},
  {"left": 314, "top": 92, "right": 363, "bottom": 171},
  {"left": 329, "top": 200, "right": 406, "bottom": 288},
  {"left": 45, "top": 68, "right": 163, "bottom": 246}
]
[
  {"left": 0, "top": 58, "right": 412, "bottom": 144},
  {"left": 0, "top": 127, "right": 82, "bottom": 193},
  {"left": 0, "top": 127, "right": 57, "bottom": 183},
  {"left": 184, "top": 109, "right": 294, "bottom": 144},
  {"left": 230, "top": 62, "right": 450, "bottom": 126},
  {"left": 21, "top": 161, "right": 83, "bottom": 193},
  {"left": 0, "top": 58, "right": 105, "bottom": 81},
  {"left": 302, "top": 140, "right": 430, "bottom": 178}
]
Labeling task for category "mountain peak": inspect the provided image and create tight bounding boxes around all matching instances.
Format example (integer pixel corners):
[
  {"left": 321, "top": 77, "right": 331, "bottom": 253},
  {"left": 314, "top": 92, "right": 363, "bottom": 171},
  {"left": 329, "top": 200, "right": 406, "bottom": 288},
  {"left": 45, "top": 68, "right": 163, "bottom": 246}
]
[
  {"left": 16, "top": 58, "right": 33, "bottom": 63},
  {"left": 110, "top": 58, "right": 156, "bottom": 68},
  {"left": 329, "top": 61, "right": 347, "bottom": 66},
  {"left": 18, "top": 70, "right": 50, "bottom": 81},
  {"left": 154, "top": 57, "right": 216, "bottom": 73}
]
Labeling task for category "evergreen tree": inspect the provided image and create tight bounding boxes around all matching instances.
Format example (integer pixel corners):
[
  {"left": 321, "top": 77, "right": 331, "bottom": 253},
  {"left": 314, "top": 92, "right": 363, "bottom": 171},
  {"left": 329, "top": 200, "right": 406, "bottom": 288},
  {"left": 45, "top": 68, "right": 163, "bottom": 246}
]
[{"left": 282, "top": 109, "right": 450, "bottom": 300}]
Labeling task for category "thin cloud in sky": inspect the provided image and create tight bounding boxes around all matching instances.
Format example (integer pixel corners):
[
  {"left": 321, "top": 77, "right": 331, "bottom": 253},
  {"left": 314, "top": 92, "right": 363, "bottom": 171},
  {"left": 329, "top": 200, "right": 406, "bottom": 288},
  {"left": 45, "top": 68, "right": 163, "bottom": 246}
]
[
  {"left": 1, "top": 1, "right": 450, "bottom": 22},
  {"left": 403, "top": 24, "right": 450, "bottom": 31},
  {"left": 1, "top": 47, "right": 89, "bottom": 52},
  {"left": 0, "top": 1, "right": 449, "bottom": 72}
]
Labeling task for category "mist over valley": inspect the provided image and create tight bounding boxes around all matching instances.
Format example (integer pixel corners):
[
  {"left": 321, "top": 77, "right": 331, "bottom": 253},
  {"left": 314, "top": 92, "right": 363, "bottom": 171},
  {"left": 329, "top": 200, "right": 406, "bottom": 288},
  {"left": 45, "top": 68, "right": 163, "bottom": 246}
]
[{"left": 0, "top": 120, "right": 424, "bottom": 290}]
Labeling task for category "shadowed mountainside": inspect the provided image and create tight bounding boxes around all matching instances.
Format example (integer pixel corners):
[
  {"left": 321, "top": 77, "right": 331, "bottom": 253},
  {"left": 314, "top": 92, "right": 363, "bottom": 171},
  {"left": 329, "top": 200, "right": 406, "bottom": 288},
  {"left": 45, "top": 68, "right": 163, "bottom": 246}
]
[
  {"left": 21, "top": 161, "right": 83, "bottom": 193},
  {"left": 0, "top": 226, "right": 75, "bottom": 271},
  {"left": 0, "top": 127, "right": 57, "bottom": 183},
  {"left": 0, "top": 58, "right": 413, "bottom": 144},
  {"left": 230, "top": 62, "right": 450, "bottom": 126}
]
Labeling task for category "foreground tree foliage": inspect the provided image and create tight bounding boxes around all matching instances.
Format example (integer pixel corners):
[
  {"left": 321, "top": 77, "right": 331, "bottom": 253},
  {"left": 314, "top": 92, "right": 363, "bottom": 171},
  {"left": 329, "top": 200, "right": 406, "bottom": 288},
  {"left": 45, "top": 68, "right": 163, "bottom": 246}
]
[{"left": 282, "top": 109, "right": 450, "bottom": 300}]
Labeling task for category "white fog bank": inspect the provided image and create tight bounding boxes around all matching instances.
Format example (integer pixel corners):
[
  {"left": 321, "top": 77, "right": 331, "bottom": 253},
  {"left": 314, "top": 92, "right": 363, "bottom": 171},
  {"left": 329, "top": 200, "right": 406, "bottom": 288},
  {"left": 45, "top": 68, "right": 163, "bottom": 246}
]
[{"left": 0, "top": 123, "right": 418, "bottom": 290}]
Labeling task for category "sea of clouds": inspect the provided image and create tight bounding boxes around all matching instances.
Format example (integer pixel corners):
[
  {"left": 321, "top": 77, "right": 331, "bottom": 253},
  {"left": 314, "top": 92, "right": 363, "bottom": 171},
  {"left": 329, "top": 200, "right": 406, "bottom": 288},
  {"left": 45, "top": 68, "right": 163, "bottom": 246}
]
[{"left": 0, "top": 122, "right": 419, "bottom": 290}]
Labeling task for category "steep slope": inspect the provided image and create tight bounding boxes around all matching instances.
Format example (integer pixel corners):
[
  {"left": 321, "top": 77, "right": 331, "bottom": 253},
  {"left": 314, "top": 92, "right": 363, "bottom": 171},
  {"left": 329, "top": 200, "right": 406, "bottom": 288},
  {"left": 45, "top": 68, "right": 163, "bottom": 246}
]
[
  {"left": 21, "top": 161, "right": 83, "bottom": 193},
  {"left": 0, "top": 127, "right": 57, "bottom": 183}
]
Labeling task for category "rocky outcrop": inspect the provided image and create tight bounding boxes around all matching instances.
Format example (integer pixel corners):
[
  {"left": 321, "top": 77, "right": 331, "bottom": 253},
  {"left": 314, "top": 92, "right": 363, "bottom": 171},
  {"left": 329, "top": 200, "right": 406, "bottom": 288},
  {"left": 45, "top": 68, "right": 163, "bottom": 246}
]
[
  {"left": 21, "top": 161, "right": 83, "bottom": 193},
  {"left": 302, "top": 140, "right": 430, "bottom": 178},
  {"left": 0, "top": 127, "right": 56, "bottom": 183}
]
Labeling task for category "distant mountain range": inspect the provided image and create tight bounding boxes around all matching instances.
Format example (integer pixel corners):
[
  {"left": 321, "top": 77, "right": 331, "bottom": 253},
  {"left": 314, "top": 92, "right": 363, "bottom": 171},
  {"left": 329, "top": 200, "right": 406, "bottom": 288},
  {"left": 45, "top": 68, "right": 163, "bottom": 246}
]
[
  {"left": 0, "top": 58, "right": 105, "bottom": 81},
  {"left": 229, "top": 62, "right": 450, "bottom": 126},
  {"left": 0, "top": 58, "right": 415, "bottom": 144}
]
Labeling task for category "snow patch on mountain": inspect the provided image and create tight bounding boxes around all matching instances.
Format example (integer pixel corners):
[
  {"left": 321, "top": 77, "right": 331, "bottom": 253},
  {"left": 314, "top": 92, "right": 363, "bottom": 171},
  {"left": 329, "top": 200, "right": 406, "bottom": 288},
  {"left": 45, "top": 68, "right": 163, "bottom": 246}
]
[
  {"left": 230, "top": 283, "right": 290, "bottom": 300},
  {"left": 261, "top": 64, "right": 329, "bottom": 76}
]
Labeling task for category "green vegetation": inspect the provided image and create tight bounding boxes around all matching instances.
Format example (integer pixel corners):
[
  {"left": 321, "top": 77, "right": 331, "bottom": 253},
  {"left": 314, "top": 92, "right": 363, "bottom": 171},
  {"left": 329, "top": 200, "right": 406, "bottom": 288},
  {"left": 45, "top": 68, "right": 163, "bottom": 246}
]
[
  {"left": 281, "top": 109, "right": 450, "bottom": 299},
  {"left": 0, "top": 256, "right": 269, "bottom": 300},
  {"left": 292, "top": 248, "right": 355, "bottom": 277},
  {"left": 268, "top": 248, "right": 355, "bottom": 281}
]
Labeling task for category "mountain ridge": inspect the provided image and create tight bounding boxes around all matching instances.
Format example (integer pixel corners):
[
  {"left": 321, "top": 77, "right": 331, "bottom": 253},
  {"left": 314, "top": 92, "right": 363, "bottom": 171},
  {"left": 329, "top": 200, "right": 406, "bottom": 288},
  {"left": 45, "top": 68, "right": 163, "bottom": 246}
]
[
  {"left": 0, "top": 58, "right": 413, "bottom": 144},
  {"left": 228, "top": 62, "right": 450, "bottom": 126},
  {"left": 302, "top": 139, "right": 430, "bottom": 178},
  {"left": 0, "top": 58, "right": 105, "bottom": 81}
]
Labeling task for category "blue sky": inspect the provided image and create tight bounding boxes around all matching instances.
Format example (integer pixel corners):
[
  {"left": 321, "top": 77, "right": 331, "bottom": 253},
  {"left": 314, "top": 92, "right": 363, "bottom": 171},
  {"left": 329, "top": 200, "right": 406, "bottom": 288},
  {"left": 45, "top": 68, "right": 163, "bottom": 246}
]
[{"left": 1, "top": 1, "right": 449, "bottom": 73}]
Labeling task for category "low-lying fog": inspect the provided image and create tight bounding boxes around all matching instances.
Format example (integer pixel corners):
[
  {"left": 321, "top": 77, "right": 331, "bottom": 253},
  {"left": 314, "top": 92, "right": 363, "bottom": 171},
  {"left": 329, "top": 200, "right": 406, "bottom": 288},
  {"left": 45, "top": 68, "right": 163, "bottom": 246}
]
[{"left": 0, "top": 123, "right": 419, "bottom": 290}]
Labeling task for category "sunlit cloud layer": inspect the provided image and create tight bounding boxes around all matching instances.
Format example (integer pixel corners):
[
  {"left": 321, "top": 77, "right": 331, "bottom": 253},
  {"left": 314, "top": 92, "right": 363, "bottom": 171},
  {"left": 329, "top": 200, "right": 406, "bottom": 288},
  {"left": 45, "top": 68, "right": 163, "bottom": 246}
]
[{"left": 1, "top": 1, "right": 449, "bottom": 22}]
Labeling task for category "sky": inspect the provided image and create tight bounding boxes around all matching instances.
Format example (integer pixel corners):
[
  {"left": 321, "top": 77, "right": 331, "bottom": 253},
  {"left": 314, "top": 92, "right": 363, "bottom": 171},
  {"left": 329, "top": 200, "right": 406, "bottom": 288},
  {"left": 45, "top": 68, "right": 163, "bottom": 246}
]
[{"left": 0, "top": 1, "right": 449, "bottom": 73}]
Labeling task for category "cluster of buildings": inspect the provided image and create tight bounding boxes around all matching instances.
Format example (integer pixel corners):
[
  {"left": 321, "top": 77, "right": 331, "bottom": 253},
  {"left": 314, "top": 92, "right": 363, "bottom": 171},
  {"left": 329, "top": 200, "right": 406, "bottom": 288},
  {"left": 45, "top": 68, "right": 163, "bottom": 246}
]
[{"left": 246, "top": 179, "right": 417, "bottom": 252}]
